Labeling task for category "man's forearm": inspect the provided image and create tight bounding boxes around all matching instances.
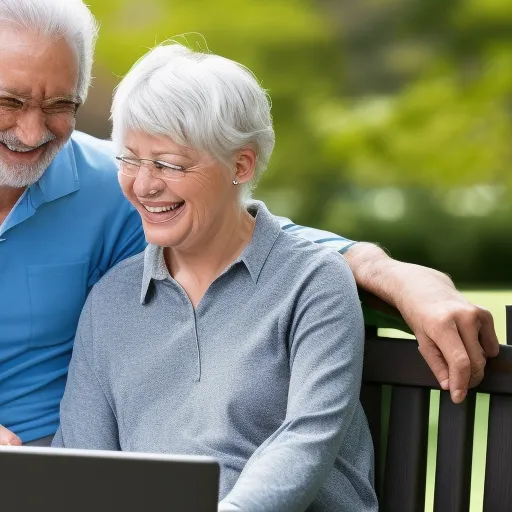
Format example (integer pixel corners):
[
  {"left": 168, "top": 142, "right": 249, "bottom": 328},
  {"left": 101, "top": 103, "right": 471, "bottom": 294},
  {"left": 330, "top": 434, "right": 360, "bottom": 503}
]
[
  {"left": 279, "top": 219, "right": 499, "bottom": 401},
  {"left": 343, "top": 242, "right": 454, "bottom": 313},
  {"left": 343, "top": 241, "right": 498, "bottom": 403}
]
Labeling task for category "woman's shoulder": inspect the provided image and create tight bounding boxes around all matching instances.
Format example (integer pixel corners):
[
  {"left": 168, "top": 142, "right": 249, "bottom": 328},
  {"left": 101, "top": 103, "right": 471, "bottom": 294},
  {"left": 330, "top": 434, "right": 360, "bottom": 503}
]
[
  {"left": 277, "top": 226, "right": 351, "bottom": 273},
  {"left": 278, "top": 233, "right": 355, "bottom": 290},
  {"left": 269, "top": 230, "right": 356, "bottom": 297},
  {"left": 250, "top": 201, "right": 353, "bottom": 283}
]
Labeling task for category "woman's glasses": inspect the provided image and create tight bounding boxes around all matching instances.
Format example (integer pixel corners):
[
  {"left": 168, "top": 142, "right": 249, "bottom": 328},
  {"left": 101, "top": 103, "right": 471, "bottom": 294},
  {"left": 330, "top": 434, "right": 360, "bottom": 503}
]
[{"left": 116, "top": 156, "right": 187, "bottom": 181}]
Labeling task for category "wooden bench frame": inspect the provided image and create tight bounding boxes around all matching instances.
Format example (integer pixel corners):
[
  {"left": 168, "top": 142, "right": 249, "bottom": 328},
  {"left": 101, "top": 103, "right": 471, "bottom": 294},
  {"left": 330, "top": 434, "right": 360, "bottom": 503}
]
[{"left": 362, "top": 306, "right": 512, "bottom": 512}]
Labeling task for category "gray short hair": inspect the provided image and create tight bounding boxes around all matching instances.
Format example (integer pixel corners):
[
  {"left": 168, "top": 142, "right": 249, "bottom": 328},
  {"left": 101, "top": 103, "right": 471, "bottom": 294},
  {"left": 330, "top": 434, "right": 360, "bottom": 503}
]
[
  {"left": 111, "top": 42, "right": 275, "bottom": 202},
  {"left": 0, "top": 0, "right": 99, "bottom": 103}
]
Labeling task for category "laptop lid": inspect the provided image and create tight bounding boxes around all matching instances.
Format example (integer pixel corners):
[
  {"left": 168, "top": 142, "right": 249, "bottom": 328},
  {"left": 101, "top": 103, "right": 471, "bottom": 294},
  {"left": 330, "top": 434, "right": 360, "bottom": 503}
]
[{"left": 0, "top": 446, "right": 219, "bottom": 512}]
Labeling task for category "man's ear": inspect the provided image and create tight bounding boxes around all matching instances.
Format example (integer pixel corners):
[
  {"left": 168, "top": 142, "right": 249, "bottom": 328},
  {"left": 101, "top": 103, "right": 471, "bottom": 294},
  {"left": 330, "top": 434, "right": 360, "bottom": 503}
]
[{"left": 234, "top": 147, "right": 256, "bottom": 184}]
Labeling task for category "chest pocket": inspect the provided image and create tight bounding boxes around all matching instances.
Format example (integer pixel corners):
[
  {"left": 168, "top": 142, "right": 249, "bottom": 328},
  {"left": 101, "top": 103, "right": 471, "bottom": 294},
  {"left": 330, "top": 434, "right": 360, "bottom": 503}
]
[{"left": 29, "top": 261, "right": 88, "bottom": 348}]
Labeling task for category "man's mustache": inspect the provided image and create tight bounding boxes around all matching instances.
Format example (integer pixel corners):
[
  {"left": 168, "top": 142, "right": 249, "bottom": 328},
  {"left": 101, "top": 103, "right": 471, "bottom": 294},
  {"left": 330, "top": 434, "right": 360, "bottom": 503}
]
[{"left": 0, "top": 130, "right": 57, "bottom": 150}]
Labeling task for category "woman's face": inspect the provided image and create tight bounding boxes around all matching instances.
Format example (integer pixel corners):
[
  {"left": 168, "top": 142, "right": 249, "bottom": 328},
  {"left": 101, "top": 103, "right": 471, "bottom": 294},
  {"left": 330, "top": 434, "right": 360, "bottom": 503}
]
[{"left": 119, "top": 130, "right": 240, "bottom": 250}]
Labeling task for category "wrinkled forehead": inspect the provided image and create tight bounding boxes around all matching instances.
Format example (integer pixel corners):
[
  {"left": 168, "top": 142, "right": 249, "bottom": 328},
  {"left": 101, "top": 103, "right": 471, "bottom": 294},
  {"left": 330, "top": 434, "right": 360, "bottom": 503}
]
[{"left": 0, "top": 23, "right": 79, "bottom": 100}]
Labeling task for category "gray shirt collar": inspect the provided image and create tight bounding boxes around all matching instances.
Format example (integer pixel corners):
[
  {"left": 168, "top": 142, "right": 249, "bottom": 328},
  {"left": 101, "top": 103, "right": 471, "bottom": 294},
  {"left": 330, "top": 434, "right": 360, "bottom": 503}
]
[{"left": 140, "top": 201, "right": 281, "bottom": 304}]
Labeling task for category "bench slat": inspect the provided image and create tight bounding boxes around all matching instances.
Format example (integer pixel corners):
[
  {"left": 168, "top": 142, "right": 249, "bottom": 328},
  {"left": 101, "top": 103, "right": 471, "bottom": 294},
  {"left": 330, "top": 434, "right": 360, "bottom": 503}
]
[
  {"left": 434, "top": 390, "right": 476, "bottom": 512},
  {"left": 363, "top": 336, "right": 512, "bottom": 396},
  {"left": 483, "top": 394, "right": 512, "bottom": 511},
  {"left": 381, "top": 386, "right": 430, "bottom": 512}
]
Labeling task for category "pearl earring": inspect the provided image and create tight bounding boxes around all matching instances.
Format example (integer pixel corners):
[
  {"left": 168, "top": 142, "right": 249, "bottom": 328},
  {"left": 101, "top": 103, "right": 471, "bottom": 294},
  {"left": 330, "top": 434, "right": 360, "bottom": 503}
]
[{"left": 232, "top": 179, "right": 239, "bottom": 185}]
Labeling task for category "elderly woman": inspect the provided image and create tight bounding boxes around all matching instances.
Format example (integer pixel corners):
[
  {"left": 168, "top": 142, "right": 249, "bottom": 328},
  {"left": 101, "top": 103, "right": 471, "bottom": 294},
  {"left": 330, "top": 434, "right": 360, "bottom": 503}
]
[{"left": 53, "top": 42, "right": 378, "bottom": 511}]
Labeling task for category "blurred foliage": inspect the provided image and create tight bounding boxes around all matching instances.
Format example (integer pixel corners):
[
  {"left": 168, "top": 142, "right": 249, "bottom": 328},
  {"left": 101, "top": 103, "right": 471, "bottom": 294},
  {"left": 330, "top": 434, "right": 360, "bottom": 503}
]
[{"left": 82, "top": 0, "right": 512, "bottom": 287}]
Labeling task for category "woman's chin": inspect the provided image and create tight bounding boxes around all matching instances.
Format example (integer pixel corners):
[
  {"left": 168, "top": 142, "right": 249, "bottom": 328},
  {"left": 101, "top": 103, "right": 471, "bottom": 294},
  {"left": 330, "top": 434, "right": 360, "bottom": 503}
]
[
  {"left": 144, "top": 231, "right": 180, "bottom": 248},
  {"left": 142, "top": 224, "right": 185, "bottom": 248}
]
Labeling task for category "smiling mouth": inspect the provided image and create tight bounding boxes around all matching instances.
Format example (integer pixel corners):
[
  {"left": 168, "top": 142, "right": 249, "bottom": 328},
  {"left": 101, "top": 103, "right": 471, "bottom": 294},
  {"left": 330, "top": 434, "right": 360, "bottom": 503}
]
[
  {"left": 140, "top": 201, "right": 186, "bottom": 223},
  {"left": 143, "top": 202, "right": 184, "bottom": 213}
]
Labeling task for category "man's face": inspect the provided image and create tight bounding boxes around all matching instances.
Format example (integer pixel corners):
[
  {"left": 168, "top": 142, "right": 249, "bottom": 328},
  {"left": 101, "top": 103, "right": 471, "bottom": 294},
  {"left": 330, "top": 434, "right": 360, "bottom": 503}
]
[{"left": 0, "top": 24, "right": 80, "bottom": 188}]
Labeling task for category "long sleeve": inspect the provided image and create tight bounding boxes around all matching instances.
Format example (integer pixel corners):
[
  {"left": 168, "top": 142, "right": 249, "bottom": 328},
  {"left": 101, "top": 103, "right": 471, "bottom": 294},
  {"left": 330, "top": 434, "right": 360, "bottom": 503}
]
[
  {"left": 219, "top": 254, "right": 366, "bottom": 511},
  {"left": 52, "top": 293, "right": 120, "bottom": 450}
]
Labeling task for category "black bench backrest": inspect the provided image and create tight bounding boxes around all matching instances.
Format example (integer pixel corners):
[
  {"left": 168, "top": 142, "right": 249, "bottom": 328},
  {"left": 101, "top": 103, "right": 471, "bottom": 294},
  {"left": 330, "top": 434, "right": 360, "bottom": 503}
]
[{"left": 362, "top": 306, "right": 512, "bottom": 512}]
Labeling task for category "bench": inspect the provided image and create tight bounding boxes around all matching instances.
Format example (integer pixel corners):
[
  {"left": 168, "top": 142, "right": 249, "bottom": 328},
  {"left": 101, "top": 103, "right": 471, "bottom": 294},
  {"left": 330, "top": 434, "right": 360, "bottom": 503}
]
[{"left": 361, "top": 306, "right": 512, "bottom": 512}]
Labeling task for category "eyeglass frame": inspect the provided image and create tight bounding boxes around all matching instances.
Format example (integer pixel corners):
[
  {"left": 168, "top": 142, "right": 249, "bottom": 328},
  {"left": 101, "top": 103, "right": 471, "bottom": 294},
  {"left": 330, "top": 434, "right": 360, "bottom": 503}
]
[{"left": 115, "top": 155, "right": 189, "bottom": 181}]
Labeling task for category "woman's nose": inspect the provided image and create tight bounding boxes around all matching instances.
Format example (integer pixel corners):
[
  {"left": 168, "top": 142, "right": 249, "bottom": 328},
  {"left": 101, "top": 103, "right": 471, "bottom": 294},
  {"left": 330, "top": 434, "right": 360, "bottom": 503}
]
[{"left": 133, "top": 166, "right": 165, "bottom": 197}]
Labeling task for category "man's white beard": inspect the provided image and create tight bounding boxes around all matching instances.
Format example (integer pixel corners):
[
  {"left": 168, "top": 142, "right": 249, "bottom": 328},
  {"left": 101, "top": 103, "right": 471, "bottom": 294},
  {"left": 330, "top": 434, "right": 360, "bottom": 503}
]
[{"left": 0, "top": 131, "right": 66, "bottom": 188}]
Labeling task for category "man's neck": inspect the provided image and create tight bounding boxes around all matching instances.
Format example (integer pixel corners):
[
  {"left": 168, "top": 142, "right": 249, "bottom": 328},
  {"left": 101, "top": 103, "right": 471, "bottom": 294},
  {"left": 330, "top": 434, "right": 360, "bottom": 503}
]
[{"left": 0, "top": 186, "right": 26, "bottom": 226}]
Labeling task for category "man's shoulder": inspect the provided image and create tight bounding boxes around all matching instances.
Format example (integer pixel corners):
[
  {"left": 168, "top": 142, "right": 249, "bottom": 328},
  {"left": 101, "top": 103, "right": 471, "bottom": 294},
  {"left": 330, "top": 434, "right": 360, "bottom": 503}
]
[
  {"left": 64, "top": 131, "right": 126, "bottom": 205},
  {"left": 69, "top": 131, "right": 118, "bottom": 182},
  {"left": 70, "top": 130, "right": 115, "bottom": 159}
]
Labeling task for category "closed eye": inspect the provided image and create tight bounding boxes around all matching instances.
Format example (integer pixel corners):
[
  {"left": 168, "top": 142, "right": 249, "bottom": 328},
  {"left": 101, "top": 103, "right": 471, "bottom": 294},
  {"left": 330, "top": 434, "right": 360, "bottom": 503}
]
[
  {"left": 42, "top": 100, "right": 79, "bottom": 114},
  {"left": 0, "top": 97, "right": 24, "bottom": 109},
  {"left": 155, "top": 160, "right": 185, "bottom": 171}
]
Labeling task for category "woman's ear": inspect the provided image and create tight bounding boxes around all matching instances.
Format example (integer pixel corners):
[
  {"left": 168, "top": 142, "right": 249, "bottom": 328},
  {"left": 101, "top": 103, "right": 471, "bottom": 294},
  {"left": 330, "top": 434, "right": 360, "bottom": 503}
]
[{"left": 234, "top": 147, "right": 257, "bottom": 184}]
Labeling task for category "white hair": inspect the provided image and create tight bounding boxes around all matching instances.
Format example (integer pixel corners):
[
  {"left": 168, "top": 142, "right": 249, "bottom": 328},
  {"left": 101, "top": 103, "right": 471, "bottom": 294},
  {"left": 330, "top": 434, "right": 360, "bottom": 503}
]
[
  {"left": 0, "top": 0, "right": 99, "bottom": 103},
  {"left": 111, "top": 42, "right": 275, "bottom": 202}
]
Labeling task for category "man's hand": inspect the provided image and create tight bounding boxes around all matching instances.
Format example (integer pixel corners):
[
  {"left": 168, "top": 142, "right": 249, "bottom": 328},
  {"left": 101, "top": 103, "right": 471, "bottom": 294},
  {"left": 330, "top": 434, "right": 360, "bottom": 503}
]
[
  {"left": 0, "top": 424, "right": 22, "bottom": 446},
  {"left": 396, "top": 277, "right": 498, "bottom": 402},
  {"left": 344, "top": 243, "right": 500, "bottom": 403}
]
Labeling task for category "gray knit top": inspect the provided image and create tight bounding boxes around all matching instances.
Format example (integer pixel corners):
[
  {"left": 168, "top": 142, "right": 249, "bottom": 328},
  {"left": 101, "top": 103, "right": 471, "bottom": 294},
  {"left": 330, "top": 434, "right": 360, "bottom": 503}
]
[{"left": 53, "top": 201, "right": 377, "bottom": 512}]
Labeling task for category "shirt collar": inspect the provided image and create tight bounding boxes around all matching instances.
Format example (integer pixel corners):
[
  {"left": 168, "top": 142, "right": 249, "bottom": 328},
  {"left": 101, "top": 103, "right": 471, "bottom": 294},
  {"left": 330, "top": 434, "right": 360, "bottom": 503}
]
[
  {"left": 28, "top": 137, "right": 79, "bottom": 209},
  {"left": 140, "top": 200, "right": 282, "bottom": 304},
  {"left": 238, "top": 200, "right": 282, "bottom": 282},
  {"left": 140, "top": 244, "right": 171, "bottom": 304}
]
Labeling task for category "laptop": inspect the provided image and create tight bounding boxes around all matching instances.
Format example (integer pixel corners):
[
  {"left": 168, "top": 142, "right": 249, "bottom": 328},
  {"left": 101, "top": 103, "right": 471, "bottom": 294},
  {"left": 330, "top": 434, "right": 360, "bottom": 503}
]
[{"left": 0, "top": 446, "right": 219, "bottom": 512}]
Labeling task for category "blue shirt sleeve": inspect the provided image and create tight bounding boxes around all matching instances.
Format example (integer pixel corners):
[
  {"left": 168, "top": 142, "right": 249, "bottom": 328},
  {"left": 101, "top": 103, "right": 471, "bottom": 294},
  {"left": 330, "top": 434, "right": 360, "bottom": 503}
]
[
  {"left": 277, "top": 216, "right": 356, "bottom": 254},
  {"left": 106, "top": 202, "right": 146, "bottom": 268},
  {"left": 89, "top": 200, "right": 146, "bottom": 289}
]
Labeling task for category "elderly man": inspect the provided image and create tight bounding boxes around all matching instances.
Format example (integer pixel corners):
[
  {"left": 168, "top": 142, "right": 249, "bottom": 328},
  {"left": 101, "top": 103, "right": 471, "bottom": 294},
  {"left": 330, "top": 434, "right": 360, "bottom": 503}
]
[{"left": 0, "top": 0, "right": 499, "bottom": 448}]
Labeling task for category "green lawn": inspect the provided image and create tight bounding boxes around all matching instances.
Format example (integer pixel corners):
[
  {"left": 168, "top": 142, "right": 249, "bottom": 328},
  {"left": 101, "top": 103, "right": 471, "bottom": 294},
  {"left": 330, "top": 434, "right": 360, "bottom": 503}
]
[{"left": 380, "top": 290, "right": 510, "bottom": 512}]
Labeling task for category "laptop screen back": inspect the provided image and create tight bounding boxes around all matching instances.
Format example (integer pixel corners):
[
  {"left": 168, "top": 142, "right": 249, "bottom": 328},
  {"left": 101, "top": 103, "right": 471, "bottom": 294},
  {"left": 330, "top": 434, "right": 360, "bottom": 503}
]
[{"left": 0, "top": 446, "right": 219, "bottom": 512}]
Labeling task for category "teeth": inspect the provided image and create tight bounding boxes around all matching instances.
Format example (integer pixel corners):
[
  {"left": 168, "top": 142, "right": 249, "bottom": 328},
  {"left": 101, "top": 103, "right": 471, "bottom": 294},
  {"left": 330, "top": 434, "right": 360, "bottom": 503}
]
[
  {"left": 144, "top": 203, "right": 182, "bottom": 213},
  {"left": 5, "top": 143, "right": 34, "bottom": 153}
]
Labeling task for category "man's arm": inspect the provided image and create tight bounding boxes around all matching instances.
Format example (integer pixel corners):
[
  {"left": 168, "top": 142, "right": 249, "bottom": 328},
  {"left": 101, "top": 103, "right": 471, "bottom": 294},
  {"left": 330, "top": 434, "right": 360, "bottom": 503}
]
[
  {"left": 344, "top": 242, "right": 499, "bottom": 403},
  {"left": 278, "top": 218, "right": 500, "bottom": 403}
]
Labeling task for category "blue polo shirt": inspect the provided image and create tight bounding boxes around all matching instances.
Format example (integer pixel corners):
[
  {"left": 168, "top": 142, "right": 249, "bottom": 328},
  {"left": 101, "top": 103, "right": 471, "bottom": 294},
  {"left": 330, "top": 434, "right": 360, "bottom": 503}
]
[{"left": 0, "top": 131, "right": 146, "bottom": 443}]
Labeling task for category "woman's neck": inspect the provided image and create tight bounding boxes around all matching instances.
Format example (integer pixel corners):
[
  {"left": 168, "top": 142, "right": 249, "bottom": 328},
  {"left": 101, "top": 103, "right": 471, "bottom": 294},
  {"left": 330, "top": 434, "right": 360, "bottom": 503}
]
[{"left": 164, "top": 203, "right": 256, "bottom": 306}]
